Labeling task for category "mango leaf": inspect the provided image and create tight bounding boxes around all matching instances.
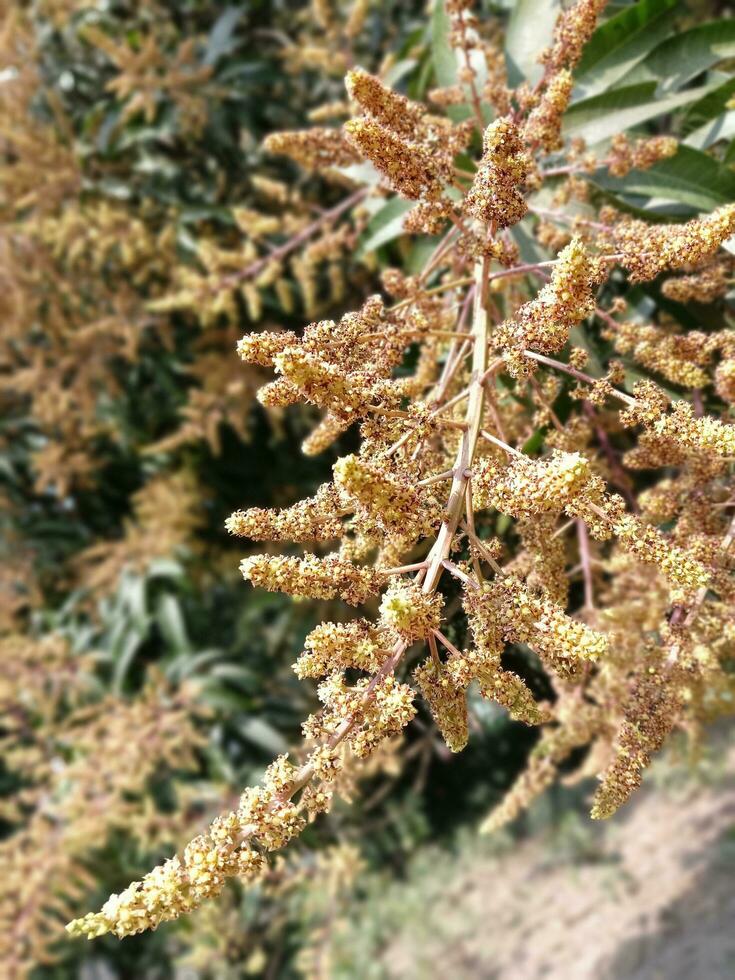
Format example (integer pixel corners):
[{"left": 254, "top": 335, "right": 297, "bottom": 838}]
[
  {"left": 410, "top": 47, "right": 435, "bottom": 101},
  {"left": 574, "top": 0, "right": 677, "bottom": 97},
  {"left": 504, "top": 0, "right": 560, "bottom": 87},
  {"left": 591, "top": 186, "right": 685, "bottom": 222},
  {"left": 592, "top": 144, "right": 735, "bottom": 214},
  {"left": 621, "top": 20, "right": 735, "bottom": 93},
  {"left": 431, "top": 0, "right": 473, "bottom": 121},
  {"left": 239, "top": 717, "right": 289, "bottom": 755},
  {"left": 156, "top": 593, "right": 190, "bottom": 654},
  {"left": 431, "top": 0, "right": 457, "bottom": 88},
  {"left": 512, "top": 220, "right": 548, "bottom": 265},
  {"left": 685, "top": 112, "right": 735, "bottom": 151},
  {"left": 204, "top": 7, "right": 242, "bottom": 65},
  {"left": 564, "top": 80, "right": 718, "bottom": 144},
  {"left": 357, "top": 196, "right": 414, "bottom": 255},
  {"left": 521, "top": 429, "right": 545, "bottom": 456},
  {"left": 112, "top": 627, "right": 147, "bottom": 693},
  {"left": 407, "top": 236, "right": 437, "bottom": 276},
  {"left": 681, "top": 76, "right": 735, "bottom": 133},
  {"left": 167, "top": 648, "right": 224, "bottom": 682},
  {"left": 681, "top": 77, "right": 735, "bottom": 149},
  {"left": 384, "top": 58, "right": 419, "bottom": 88}
]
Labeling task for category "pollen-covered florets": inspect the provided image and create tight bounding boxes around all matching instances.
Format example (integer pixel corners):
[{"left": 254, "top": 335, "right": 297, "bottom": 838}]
[
  {"left": 474, "top": 450, "right": 592, "bottom": 518},
  {"left": 273, "top": 347, "right": 377, "bottom": 418},
  {"left": 263, "top": 127, "right": 359, "bottom": 170},
  {"left": 346, "top": 67, "right": 426, "bottom": 139},
  {"left": 464, "top": 117, "right": 531, "bottom": 228},
  {"left": 613, "top": 515, "right": 710, "bottom": 600},
  {"left": 523, "top": 69, "right": 573, "bottom": 151},
  {"left": 344, "top": 117, "right": 444, "bottom": 201},
  {"left": 343, "top": 67, "right": 472, "bottom": 202},
  {"left": 240, "top": 554, "right": 384, "bottom": 605},
  {"left": 542, "top": 0, "right": 609, "bottom": 72},
  {"left": 613, "top": 321, "right": 710, "bottom": 389},
  {"left": 607, "top": 134, "right": 678, "bottom": 177},
  {"left": 308, "top": 745, "right": 343, "bottom": 783},
  {"left": 294, "top": 619, "right": 385, "bottom": 678},
  {"left": 226, "top": 483, "right": 345, "bottom": 541},
  {"left": 65, "top": 763, "right": 283, "bottom": 941},
  {"left": 236, "top": 329, "right": 298, "bottom": 366},
  {"left": 613, "top": 204, "right": 735, "bottom": 282},
  {"left": 499, "top": 237, "right": 603, "bottom": 362},
  {"left": 333, "top": 453, "right": 431, "bottom": 540},
  {"left": 488, "top": 576, "right": 608, "bottom": 669},
  {"left": 379, "top": 581, "right": 443, "bottom": 641},
  {"left": 414, "top": 660, "right": 468, "bottom": 752},
  {"left": 591, "top": 653, "right": 683, "bottom": 820},
  {"left": 306, "top": 673, "right": 416, "bottom": 759},
  {"left": 715, "top": 359, "right": 735, "bottom": 404},
  {"left": 661, "top": 262, "right": 730, "bottom": 303},
  {"left": 651, "top": 401, "right": 735, "bottom": 459}
]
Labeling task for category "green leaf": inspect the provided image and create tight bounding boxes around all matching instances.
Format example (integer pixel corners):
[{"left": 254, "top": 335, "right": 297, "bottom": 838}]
[
  {"left": 406, "top": 236, "right": 437, "bottom": 276},
  {"left": 156, "top": 593, "right": 190, "bottom": 654},
  {"left": 512, "top": 220, "right": 548, "bottom": 265},
  {"left": 521, "top": 429, "right": 545, "bottom": 456},
  {"left": 383, "top": 58, "right": 419, "bottom": 88},
  {"left": 681, "top": 76, "right": 735, "bottom": 134},
  {"left": 357, "top": 197, "right": 414, "bottom": 255},
  {"left": 591, "top": 187, "right": 680, "bottom": 223},
  {"left": 204, "top": 7, "right": 243, "bottom": 66},
  {"left": 146, "top": 557, "right": 185, "bottom": 580},
  {"left": 685, "top": 111, "right": 735, "bottom": 151},
  {"left": 592, "top": 144, "right": 735, "bottom": 213},
  {"left": 167, "top": 648, "right": 223, "bottom": 682},
  {"left": 431, "top": 0, "right": 457, "bottom": 88},
  {"left": 430, "top": 1, "right": 473, "bottom": 121},
  {"left": 622, "top": 19, "right": 735, "bottom": 93},
  {"left": 564, "top": 80, "right": 718, "bottom": 145},
  {"left": 681, "top": 77, "right": 735, "bottom": 149},
  {"left": 112, "top": 627, "right": 146, "bottom": 693},
  {"left": 504, "top": 0, "right": 560, "bottom": 87},
  {"left": 118, "top": 573, "right": 148, "bottom": 627},
  {"left": 238, "top": 717, "right": 289, "bottom": 755},
  {"left": 574, "top": 0, "right": 677, "bottom": 97}
]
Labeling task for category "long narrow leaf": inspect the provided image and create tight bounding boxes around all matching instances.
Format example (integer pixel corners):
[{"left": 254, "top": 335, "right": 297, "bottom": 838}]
[
  {"left": 504, "top": 0, "right": 560, "bottom": 87},
  {"left": 574, "top": 0, "right": 677, "bottom": 97},
  {"left": 564, "top": 81, "right": 718, "bottom": 144},
  {"left": 621, "top": 19, "right": 735, "bottom": 93}
]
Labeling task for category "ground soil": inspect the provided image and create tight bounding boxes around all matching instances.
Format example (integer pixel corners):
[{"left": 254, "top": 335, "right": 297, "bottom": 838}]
[{"left": 384, "top": 744, "right": 735, "bottom": 979}]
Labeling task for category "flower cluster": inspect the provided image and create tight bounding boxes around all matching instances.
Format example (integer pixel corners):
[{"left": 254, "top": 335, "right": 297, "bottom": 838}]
[
  {"left": 524, "top": 69, "right": 573, "bottom": 152},
  {"left": 67, "top": 755, "right": 307, "bottom": 940},
  {"left": 226, "top": 483, "right": 345, "bottom": 541},
  {"left": 379, "top": 581, "right": 443, "bottom": 641},
  {"left": 474, "top": 450, "right": 592, "bottom": 518},
  {"left": 661, "top": 261, "right": 731, "bottom": 303},
  {"left": 498, "top": 236, "right": 603, "bottom": 371},
  {"left": 240, "top": 554, "right": 384, "bottom": 606},
  {"left": 68, "top": 0, "right": 735, "bottom": 946},
  {"left": 343, "top": 68, "right": 471, "bottom": 202},
  {"left": 465, "top": 118, "right": 531, "bottom": 228},
  {"left": 542, "top": 0, "right": 609, "bottom": 72},
  {"left": 612, "top": 321, "right": 710, "bottom": 389},
  {"left": 606, "top": 134, "right": 678, "bottom": 177},
  {"left": 612, "top": 204, "right": 735, "bottom": 282}
]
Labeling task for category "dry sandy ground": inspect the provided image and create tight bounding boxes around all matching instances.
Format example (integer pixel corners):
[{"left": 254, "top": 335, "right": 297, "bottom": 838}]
[{"left": 384, "top": 748, "right": 735, "bottom": 979}]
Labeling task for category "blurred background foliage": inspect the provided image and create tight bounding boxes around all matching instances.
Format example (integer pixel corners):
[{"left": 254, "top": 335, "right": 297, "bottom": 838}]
[{"left": 1, "top": 0, "right": 734, "bottom": 977}]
